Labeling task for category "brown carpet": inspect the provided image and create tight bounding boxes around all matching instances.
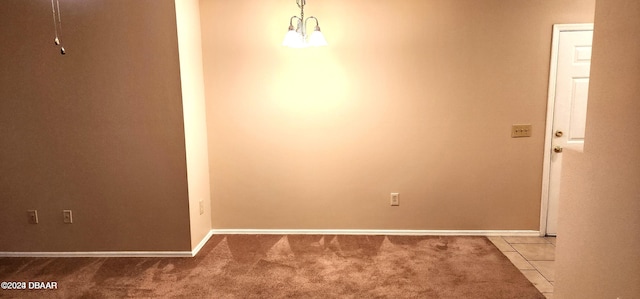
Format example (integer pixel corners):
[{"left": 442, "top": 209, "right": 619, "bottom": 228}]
[{"left": 0, "top": 235, "right": 544, "bottom": 298}]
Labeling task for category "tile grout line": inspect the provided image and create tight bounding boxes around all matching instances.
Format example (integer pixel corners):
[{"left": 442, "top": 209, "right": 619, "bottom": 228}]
[{"left": 493, "top": 236, "right": 555, "bottom": 298}]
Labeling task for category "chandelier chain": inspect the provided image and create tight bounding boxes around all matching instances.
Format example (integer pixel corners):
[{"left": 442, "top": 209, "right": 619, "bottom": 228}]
[{"left": 50, "top": 0, "right": 65, "bottom": 54}]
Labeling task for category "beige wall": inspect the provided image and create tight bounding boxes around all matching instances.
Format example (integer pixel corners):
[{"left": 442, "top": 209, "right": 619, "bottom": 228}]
[
  {"left": 0, "top": 0, "right": 192, "bottom": 251},
  {"left": 0, "top": 0, "right": 605, "bottom": 254},
  {"left": 555, "top": 0, "right": 640, "bottom": 297},
  {"left": 200, "top": 0, "right": 595, "bottom": 230},
  {"left": 175, "top": 0, "right": 213, "bottom": 251}
]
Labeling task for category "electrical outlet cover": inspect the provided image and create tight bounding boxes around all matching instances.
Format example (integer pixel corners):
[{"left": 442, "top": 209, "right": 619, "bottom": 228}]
[
  {"left": 391, "top": 193, "right": 400, "bottom": 206},
  {"left": 63, "top": 210, "right": 73, "bottom": 224},
  {"left": 28, "top": 210, "right": 38, "bottom": 224}
]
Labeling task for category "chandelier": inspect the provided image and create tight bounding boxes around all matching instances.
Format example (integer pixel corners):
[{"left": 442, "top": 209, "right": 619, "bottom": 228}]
[{"left": 282, "top": 0, "right": 328, "bottom": 48}]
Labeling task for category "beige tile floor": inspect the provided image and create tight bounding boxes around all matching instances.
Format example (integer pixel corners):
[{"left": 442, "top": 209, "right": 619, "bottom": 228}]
[{"left": 489, "top": 236, "right": 556, "bottom": 299}]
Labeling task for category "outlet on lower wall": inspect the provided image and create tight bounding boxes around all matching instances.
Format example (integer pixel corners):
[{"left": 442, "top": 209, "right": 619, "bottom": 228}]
[
  {"left": 199, "top": 200, "right": 204, "bottom": 215},
  {"left": 390, "top": 193, "right": 399, "bottom": 206},
  {"left": 63, "top": 210, "right": 73, "bottom": 224},
  {"left": 27, "top": 210, "right": 38, "bottom": 224}
]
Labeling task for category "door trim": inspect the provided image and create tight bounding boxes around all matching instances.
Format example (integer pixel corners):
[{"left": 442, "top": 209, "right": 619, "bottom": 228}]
[{"left": 539, "top": 23, "right": 594, "bottom": 236}]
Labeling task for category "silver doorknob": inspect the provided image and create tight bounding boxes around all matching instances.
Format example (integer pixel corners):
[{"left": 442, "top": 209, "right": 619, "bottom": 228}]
[
  {"left": 554, "top": 146, "right": 563, "bottom": 153},
  {"left": 555, "top": 131, "right": 564, "bottom": 137}
]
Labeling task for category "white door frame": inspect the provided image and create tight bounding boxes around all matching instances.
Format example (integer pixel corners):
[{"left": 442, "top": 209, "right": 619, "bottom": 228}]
[{"left": 539, "top": 23, "right": 594, "bottom": 236}]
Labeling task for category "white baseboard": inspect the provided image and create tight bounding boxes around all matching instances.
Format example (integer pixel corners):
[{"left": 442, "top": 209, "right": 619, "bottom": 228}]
[
  {"left": 210, "top": 229, "right": 540, "bottom": 236},
  {"left": 0, "top": 230, "right": 215, "bottom": 258},
  {"left": 0, "top": 251, "right": 193, "bottom": 258},
  {"left": 0, "top": 229, "right": 539, "bottom": 257},
  {"left": 191, "top": 229, "right": 214, "bottom": 257}
]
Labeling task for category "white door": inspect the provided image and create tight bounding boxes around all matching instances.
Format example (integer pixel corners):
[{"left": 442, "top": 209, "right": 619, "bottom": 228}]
[{"left": 541, "top": 24, "right": 593, "bottom": 236}]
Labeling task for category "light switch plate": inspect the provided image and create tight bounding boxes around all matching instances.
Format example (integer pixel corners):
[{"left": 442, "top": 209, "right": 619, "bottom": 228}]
[{"left": 511, "top": 124, "right": 532, "bottom": 138}]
